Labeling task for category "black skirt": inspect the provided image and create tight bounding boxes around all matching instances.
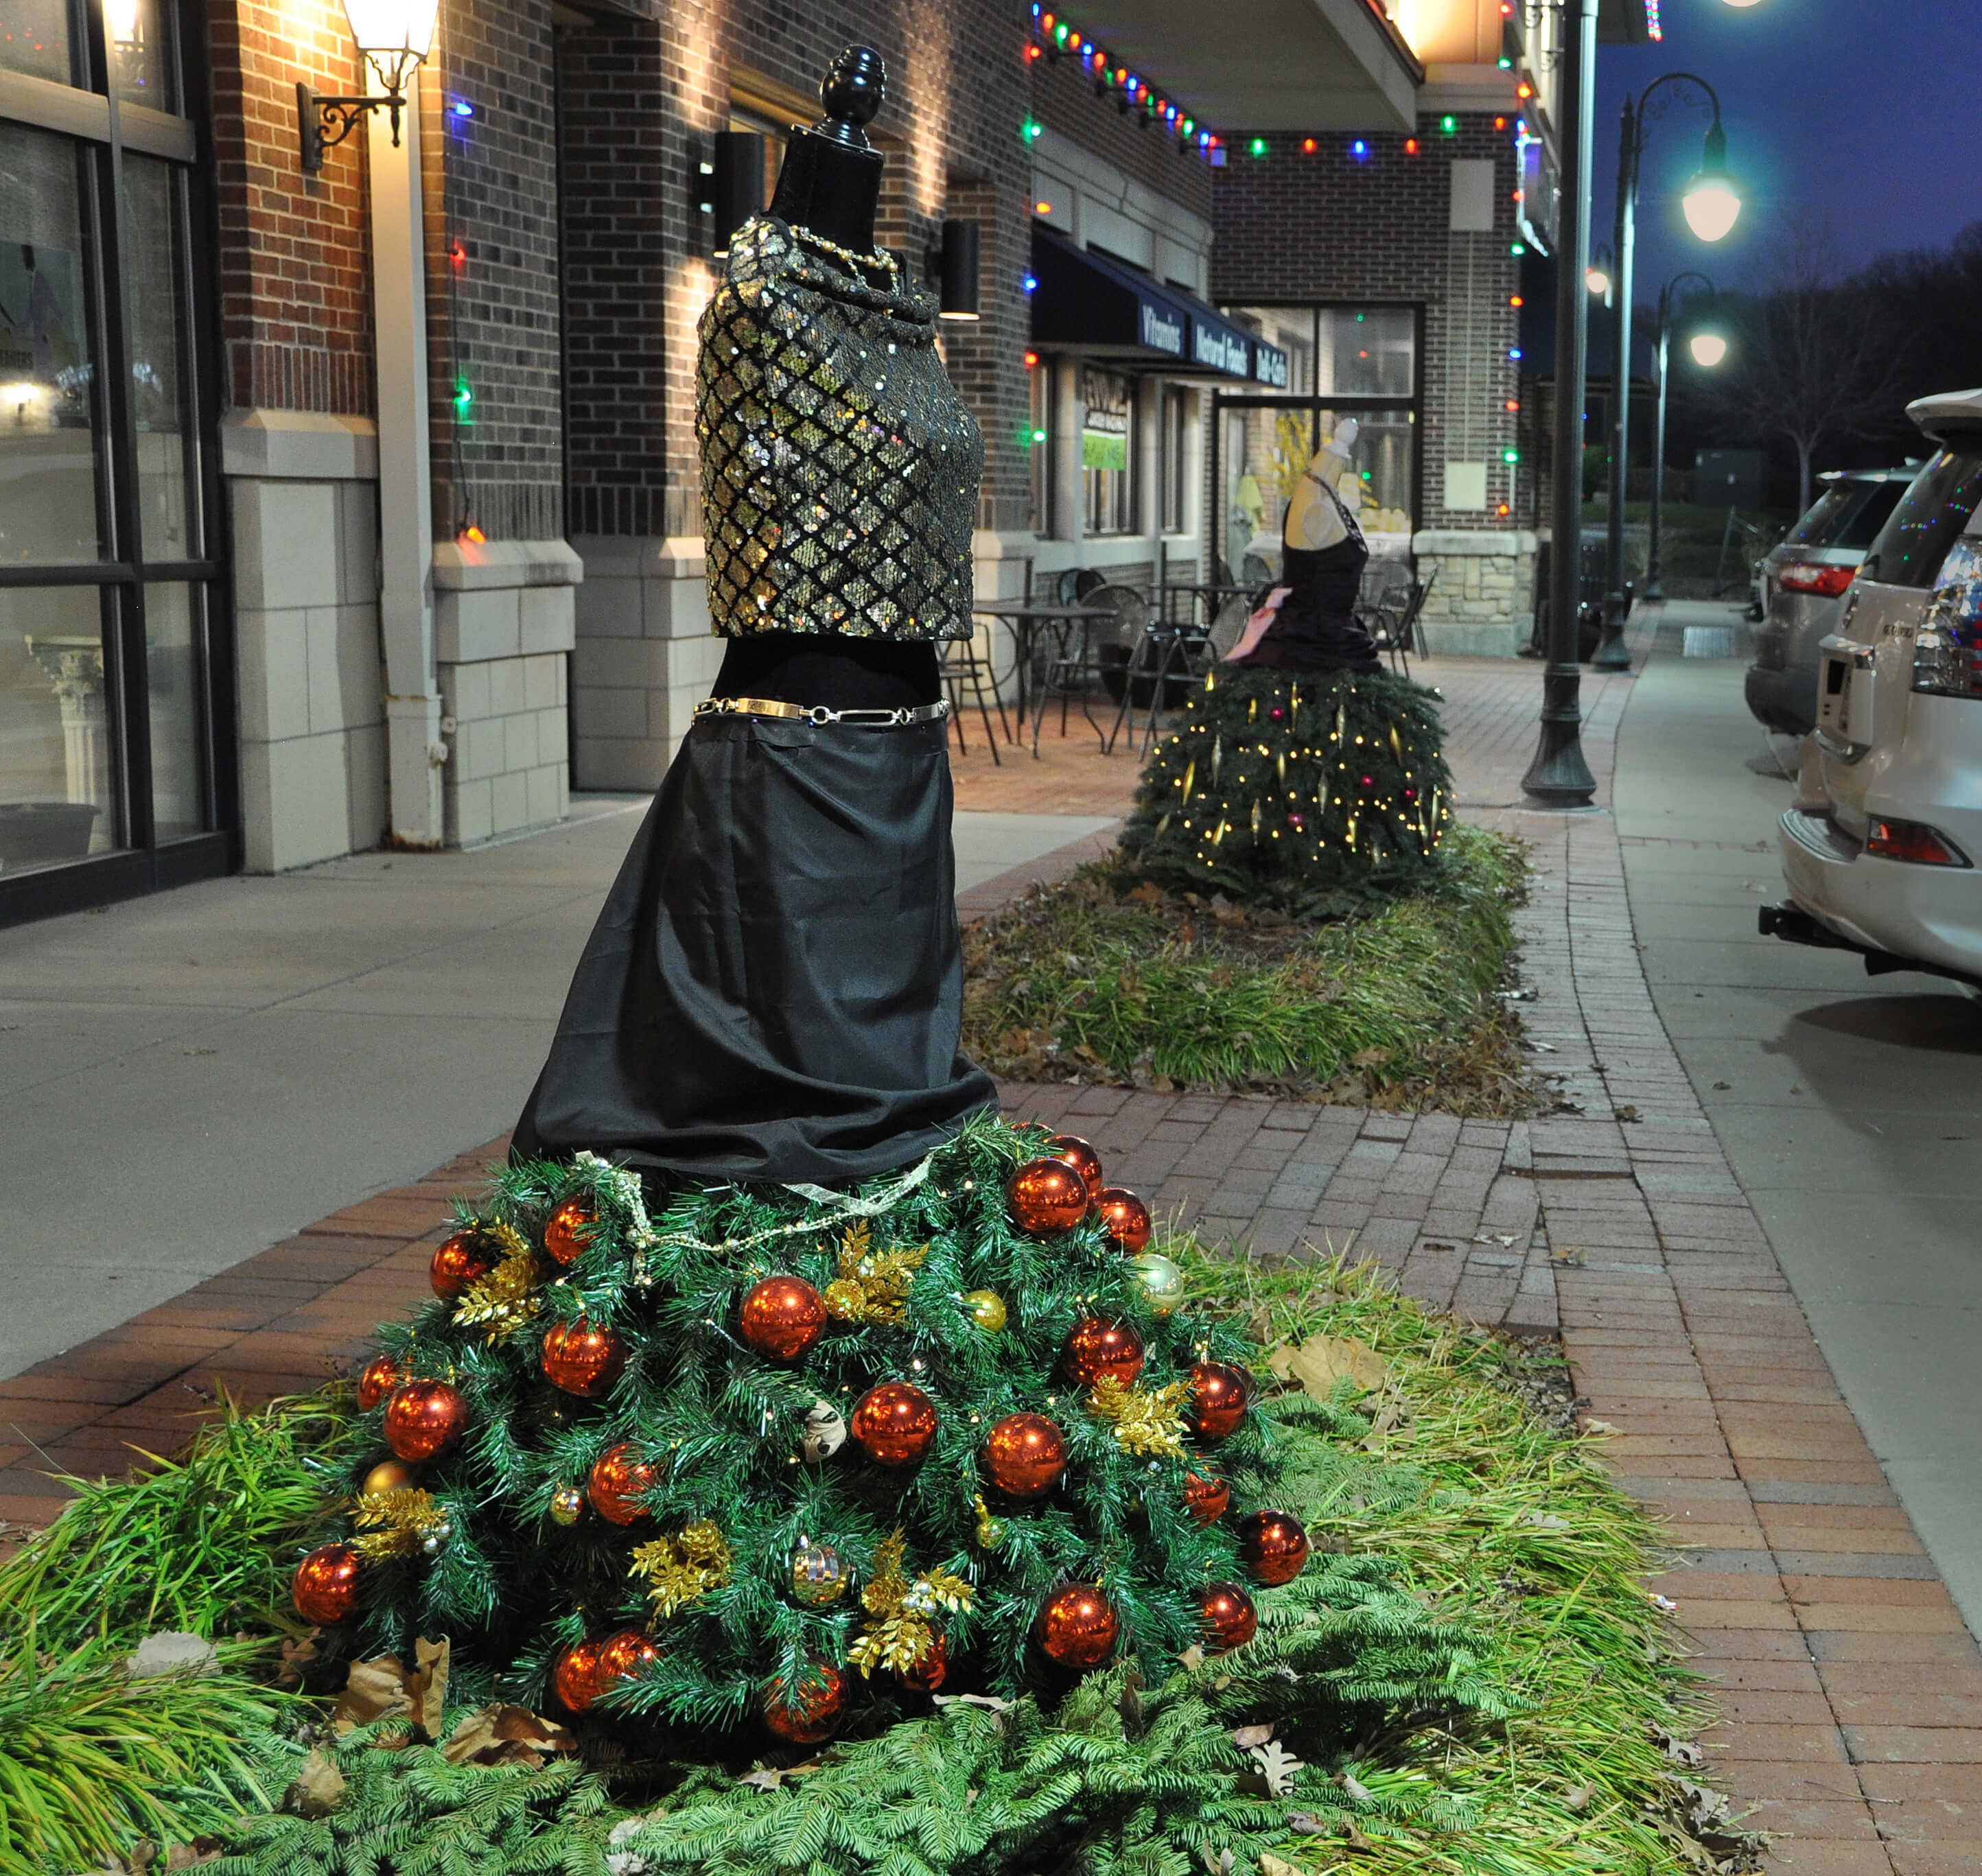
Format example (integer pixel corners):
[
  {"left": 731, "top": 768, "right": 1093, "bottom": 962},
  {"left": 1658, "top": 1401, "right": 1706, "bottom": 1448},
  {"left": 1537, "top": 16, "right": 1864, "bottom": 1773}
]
[{"left": 511, "top": 711, "right": 997, "bottom": 1186}]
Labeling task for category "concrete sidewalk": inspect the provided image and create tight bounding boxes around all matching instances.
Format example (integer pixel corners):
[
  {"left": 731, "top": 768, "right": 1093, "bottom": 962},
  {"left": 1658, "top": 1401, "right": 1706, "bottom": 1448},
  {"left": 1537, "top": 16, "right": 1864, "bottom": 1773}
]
[{"left": 4, "top": 627, "right": 1978, "bottom": 1871}]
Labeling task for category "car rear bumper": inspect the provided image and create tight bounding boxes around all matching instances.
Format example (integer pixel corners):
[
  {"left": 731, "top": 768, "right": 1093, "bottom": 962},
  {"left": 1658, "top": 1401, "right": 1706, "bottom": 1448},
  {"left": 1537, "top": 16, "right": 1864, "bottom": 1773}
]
[
  {"left": 1778, "top": 806, "right": 1982, "bottom": 978},
  {"left": 1746, "top": 664, "right": 1812, "bottom": 736}
]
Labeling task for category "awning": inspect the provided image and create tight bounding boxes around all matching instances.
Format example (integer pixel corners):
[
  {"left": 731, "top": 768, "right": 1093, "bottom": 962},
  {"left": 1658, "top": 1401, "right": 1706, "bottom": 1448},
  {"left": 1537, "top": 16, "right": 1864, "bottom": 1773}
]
[{"left": 1029, "top": 224, "right": 1287, "bottom": 386}]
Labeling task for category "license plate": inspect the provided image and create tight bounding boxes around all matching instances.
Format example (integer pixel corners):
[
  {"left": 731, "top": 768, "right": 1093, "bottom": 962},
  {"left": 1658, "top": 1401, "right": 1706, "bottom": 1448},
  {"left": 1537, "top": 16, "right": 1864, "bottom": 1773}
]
[{"left": 1818, "top": 648, "right": 1872, "bottom": 744}]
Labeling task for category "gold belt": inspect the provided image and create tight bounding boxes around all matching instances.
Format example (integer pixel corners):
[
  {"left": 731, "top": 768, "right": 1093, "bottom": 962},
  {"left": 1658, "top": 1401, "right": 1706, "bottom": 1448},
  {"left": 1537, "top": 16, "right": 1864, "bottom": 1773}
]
[{"left": 692, "top": 696, "right": 952, "bottom": 727}]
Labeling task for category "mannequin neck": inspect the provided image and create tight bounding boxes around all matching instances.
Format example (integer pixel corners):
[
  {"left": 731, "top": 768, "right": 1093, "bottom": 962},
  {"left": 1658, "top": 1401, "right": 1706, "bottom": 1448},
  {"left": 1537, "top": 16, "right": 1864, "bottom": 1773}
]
[{"left": 768, "top": 130, "right": 884, "bottom": 255}]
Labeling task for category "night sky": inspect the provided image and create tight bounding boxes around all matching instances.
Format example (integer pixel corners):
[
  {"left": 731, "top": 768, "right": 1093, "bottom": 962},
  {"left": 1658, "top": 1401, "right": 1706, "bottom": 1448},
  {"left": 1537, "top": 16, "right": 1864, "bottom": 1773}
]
[{"left": 1589, "top": 0, "right": 1982, "bottom": 292}]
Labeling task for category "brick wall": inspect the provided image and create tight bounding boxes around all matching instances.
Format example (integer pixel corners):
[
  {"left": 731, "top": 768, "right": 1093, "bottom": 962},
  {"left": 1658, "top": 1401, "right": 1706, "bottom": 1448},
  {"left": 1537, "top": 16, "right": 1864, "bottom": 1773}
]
[
  {"left": 205, "top": 0, "right": 375, "bottom": 414},
  {"left": 1210, "top": 115, "right": 1522, "bottom": 533},
  {"left": 1028, "top": 43, "right": 1211, "bottom": 226}
]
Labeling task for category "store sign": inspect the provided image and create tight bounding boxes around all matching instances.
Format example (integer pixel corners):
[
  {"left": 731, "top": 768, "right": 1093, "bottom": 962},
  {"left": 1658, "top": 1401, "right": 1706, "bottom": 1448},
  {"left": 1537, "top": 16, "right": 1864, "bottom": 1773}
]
[
  {"left": 1252, "top": 342, "right": 1290, "bottom": 388},
  {"left": 1081, "top": 368, "right": 1131, "bottom": 470},
  {"left": 1190, "top": 321, "right": 1249, "bottom": 377},
  {"left": 1138, "top": 300, "right": 1185, "bottom": 357}
]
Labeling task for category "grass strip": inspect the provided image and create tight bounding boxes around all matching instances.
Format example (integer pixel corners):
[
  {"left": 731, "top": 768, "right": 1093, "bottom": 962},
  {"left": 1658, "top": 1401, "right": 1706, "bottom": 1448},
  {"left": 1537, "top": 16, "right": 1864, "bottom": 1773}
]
[{"left": 961, "top": 823, "right": 1532, "bottom": 1111}]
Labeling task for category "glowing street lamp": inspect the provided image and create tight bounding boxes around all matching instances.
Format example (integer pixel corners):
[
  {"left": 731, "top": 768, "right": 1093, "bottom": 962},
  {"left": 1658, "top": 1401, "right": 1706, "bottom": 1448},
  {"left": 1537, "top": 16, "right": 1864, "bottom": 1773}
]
[
  {"left": 1592, "top": 72, "right": 1743, "bottom": 670},
  {"left": 1644, "top": 273, "right": 1721, "bottom": 603},
  {"left": 296, "top": 0, "right": 441, "bottom": 170}
]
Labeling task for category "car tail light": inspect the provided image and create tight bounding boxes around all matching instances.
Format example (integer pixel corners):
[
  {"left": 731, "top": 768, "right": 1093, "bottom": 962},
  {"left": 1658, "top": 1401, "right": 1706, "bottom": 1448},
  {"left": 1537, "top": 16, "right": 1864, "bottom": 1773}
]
[
  {"left": 1865, "top": 817, "right": 1972, "bottom": 867},
  {"left": 1777, "top": 562, "right": 1858, "bottom": 598}
]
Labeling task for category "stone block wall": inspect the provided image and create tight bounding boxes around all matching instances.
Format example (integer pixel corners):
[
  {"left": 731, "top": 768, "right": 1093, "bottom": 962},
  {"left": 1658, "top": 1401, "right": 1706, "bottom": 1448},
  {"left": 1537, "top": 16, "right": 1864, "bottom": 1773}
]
[{"left": 1410, "top": 529, "right": 1537, "bottom": 657}]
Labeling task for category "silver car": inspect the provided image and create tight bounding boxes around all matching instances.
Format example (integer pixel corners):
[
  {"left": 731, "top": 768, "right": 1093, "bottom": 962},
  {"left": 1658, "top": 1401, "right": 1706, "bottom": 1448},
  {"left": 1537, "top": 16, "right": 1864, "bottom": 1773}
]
[{"left": 1745, "top": 468, "right": 1913, "bottom": 736}]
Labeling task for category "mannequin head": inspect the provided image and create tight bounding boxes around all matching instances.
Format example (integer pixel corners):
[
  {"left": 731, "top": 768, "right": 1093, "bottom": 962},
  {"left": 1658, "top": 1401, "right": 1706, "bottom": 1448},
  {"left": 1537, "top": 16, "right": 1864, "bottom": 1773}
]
[{"left": 1309, "top": 419, "right": 1362, "bottom": 510}]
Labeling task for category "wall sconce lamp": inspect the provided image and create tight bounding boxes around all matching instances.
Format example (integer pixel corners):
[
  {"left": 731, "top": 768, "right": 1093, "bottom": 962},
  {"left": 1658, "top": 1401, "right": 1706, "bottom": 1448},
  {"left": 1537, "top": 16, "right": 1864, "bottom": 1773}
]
[
  {"left": 925, "top": 219, "right": 981, "bottom": 321},
  {"left": 706, "top": 131, "right": 767, "bottom": 260},
  {"left": 298, "top": 0, "right": 440, "bottom": 173}
]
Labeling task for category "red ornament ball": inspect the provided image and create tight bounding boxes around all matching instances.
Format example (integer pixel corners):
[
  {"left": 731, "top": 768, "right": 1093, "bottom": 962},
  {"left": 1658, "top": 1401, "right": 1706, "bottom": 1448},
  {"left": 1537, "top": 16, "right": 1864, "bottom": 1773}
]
[
  {"left": 850, "top": 1382, "right": 938, "bottom": 1467},
  {"left": 551, "top": 1638, "right": 603, "bottom": 1713},
  {"left": 292, "top": 1543, "right": 363, "bottom": 1626},
  {"left": 1037, "top": 1583, "right": 1119, "bottom": 1668},
  {"left": 430, "top": 1230, "right": 497, "bottom": 1300},
  {"left": 382, "top": 1379, "right": 469, "bottom": 1462},
  {"left": 1237, "top": 1509, "right": 1311, "bottom": 1586},
  {"left": 983, "top": 1412, "right": 1069, "bottom": 1499},
  {"left": 1182, "top": 1470, "right": 1231, "bottom": 1525},
  {"left": 587, "top": 1442, "right": 659, "bottom": 1525},
  {"left": 900, "top": 1634, "right": 949, "bottom": 1693},
  {"left": 739, "top": 1275, "right": 826, "bottom": 1362},
  {"left": 543, "top": 1197, "right": 594, "bottom": 1267},
  {"left": 761, "top": 1661, "right": 848, "bottom": 1743},
  {"left": 1187, "top": 1361, "right": 1251, "bottom": 1444},
  {"left": 1093, "top": 1186, "right": 1152, "bottom": 1254},
  {"left": 1064, "top": 1317, "right": 1145, "bottom": 1388},
  {"left": 1008, "top": 1157, "right": 1091, "bottom": 1235},
  {"left": 356, "top": 1354, "right": 404, "bottom": 1412},
  {"left": 594, "top": 1627, "right": 660, "bottom": 1693},
  {"left": 1046, "top": 1133, "right": 1104, "bottom": 1201},
  {"left": 541, "top": 1319, "right": 627, "bottom": 1399},
  {"left": 1200, "top": 1581, "right": 1258, "bottom": 1651}
]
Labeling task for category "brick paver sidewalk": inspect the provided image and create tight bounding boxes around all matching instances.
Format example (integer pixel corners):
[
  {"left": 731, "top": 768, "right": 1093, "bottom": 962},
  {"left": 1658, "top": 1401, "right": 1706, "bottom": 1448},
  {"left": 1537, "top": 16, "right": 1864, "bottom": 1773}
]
[{"left": 4, "top": 642, "right": 1975, "bottom": 1872}]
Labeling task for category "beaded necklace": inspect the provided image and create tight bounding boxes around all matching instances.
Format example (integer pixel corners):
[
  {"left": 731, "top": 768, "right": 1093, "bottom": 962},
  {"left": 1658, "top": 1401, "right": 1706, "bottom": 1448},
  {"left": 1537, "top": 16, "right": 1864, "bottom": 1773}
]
[{"left": 794, "top": 225, "right": 899, "bottom": 279}]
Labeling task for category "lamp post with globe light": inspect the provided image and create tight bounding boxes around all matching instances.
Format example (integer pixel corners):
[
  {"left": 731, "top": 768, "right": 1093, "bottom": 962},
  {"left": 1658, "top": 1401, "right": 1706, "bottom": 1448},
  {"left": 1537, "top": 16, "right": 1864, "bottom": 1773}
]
[
  {"left": 1643, "top": 274, "right": 1723, "bottom": 603},
  {"left": 1589, "top": 75, "right": 1742, "bottom": 672}
]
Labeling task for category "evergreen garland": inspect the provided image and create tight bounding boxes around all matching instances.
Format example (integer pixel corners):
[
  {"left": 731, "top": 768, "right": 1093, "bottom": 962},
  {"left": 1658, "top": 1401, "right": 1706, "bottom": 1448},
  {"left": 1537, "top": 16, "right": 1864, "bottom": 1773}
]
[
  {"left": 306, "top": 1117, "right": 1278, "bottom": 1735},
  {"left": 1119, "top": 666, "right": 1453, "bottom": 915}
]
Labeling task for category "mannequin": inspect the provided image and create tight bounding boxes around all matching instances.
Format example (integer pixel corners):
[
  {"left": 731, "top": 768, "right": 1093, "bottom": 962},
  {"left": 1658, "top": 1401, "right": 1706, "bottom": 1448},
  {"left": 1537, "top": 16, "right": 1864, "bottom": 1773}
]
[
  {"left": 709, "top": 46, "right": 939, "bottom": 714},
  {"left": 1223, "top": 419, "right": 1379, "bottom": 675}
]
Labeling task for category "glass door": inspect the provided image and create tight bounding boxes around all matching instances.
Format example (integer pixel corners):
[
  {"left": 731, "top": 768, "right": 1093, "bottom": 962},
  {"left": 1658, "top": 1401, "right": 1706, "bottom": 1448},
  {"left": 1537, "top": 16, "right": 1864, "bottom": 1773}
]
[{"left": 0, "top": 0, "right": 228, "bottom": 921}]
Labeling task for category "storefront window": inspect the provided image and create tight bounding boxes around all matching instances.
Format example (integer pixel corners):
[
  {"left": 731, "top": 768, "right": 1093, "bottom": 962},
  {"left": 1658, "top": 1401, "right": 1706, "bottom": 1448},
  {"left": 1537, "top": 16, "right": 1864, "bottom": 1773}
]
[
  {"left": 1082, "top": 366, "right": 1134, "bottom": 536},
  {"left": 0, "top": 125, "right": 103, "bottom": 564},
  {"left": 0, "top": 583, "right": 119, "bottom": 876},
  {"left": 109, "top": 0, "right": 176, "bottom": 111},
  {"left": 0, "top": 0, "right": 74, "bottom": 85},
  {"left": 1028, "top": 357, "right": 1050, "bottom": 535},
  {"left": 1224, "top": 306, "right": 1417, "bottom": 401},
  {"left": 1162, "top": 384, "right": 1191, "bottom": 535},
  {"left": 121, "top": 152, "right": 193, "bottom": 560}
]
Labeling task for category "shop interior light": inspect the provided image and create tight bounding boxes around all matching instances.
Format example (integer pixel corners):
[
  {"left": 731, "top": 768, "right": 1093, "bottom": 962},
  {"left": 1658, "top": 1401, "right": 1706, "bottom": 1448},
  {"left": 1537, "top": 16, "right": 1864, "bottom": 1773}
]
[
  {"left": 298, "top": 0, "right": 439, "bottom": 169},
  {"left": 1688, "top": 330, "right": 1729, "bottom": 367},
  {"left": 1586, "top": 264, "right": 1611, "bottom": 296},
  {"left": 104, "top": 0, "right": 139, "bottom": 45}
]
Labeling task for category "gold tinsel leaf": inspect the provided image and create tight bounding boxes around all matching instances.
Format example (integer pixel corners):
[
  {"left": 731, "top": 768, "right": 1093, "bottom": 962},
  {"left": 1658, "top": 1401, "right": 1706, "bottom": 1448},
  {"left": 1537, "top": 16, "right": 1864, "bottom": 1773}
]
[
  {"left": 631, "top": 1520, "right": 732, "bottom": 1618},
  {"left": 823, "top": 1225, "right": 929, "bottom": 1326},
  {"left": 352, "top": 1488, "right": 451, "bottom": 1561},
  {"left": 851, "top": 1529, "right": 974, "bottom": 1674},
  {"left": 861, "top": 1529, "right": 911, "bottom": 1617},
  {"left": 453, "top": 1221, "right": 546, "bottom": 1342},
  {"left": 849, "top": 1610, "right": 937, "bottom": 1679},
  {"left": 1087, "top": 1374, "right": 1190, "bottom": 1458}
]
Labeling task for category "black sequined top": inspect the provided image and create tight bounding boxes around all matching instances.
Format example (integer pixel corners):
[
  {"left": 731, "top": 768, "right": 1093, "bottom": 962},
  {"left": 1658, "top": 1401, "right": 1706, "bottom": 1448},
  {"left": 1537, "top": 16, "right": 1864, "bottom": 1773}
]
[{"left": 697, "top": 216, "right": 984, "bottom": 641}]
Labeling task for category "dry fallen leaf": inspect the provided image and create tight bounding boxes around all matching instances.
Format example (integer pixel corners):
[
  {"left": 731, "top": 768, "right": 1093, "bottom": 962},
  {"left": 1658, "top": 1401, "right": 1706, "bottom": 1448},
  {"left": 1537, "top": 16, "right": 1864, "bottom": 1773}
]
[
  {"left": 1176, "top": 1643, "right": 1206, "bottom": 1673},
  {"left": 1250, "top": 1739, "right": 1305, "bottom": 1796},
  {"left": 280, "top": 1747, "right": 347, "bottom": 1818},
  {"left": 440, "top": 1702, "right": 577, "bottom": 1767},
  {"left": 1266, "top": 1332, "right": 1387, "bottom": 1399},
  {"left": 1653, "top": 1724, "right": 1704, "bottom": 1768},
  {"left": 1581, "top": 1418, "right": 1617, "bottom": 1436},
  {"left": 1228, "top": 1722, "right": 1276, "bottom": 1748},
  {"left": 1260, "top": 1855, "right": 1309, "bottom": 1876},
  {"left": 275, "top": 1632, "right": 320, "bottom": 1688},
  {"left": 333, "top": 1636, "right": 450, "bottom": 1738}
]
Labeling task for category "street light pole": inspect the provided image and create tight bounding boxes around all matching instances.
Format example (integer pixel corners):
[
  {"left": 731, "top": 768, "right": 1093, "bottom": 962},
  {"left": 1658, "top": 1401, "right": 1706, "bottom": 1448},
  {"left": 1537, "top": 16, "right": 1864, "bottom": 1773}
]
[
  {"left": 1644, "top": 271, "right": 1716, "bottom": 603},
  {"left": 1520, "top": 0, "right": 1599, "bottom": 808},
  {"left": 1591, "top": 73, "right": 1736, "bottom": 672}
]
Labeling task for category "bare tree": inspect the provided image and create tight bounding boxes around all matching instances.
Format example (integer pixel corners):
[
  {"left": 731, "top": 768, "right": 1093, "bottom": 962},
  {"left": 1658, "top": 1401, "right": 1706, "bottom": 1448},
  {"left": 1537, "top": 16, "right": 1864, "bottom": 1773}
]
[{"left": 1708, "top": 210, "right": 1907, "bottom": 513}]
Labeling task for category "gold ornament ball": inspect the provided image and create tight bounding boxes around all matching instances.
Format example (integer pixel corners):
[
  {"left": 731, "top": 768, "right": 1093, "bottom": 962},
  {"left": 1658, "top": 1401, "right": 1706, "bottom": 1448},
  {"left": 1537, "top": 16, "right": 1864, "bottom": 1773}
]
[
  {"left": 382, "top": 1379, "right": 469, "bottom": 1462},
  {"left": 849, "top": 1381, "right": 938, "bottom": 1467},
  {"left": 962, "top": 1287, "right": 1007, "bottom": 1333},
  {"left": 594, "top": 1627, "right": 660, "bottom": 1693},
  {"left": 739, "top": 1274, "right": 827, "bottom": 1362},
  {"left": 761, "top": 1661, "right": 848, "bottom": 1744},
  {"left": 1007, "top": 1157, "right": 1091, "bottom": 1235},
  {"left": 587, "top": 1442, "right": 659, "bottom": 1525},
  {"left": 1046, "top": 1133, "right": 1105, "bottom": 1201},
  {"left": 790, "top": 1538, "right": 852, "bottom": 1607},
  {"left": 1187, "top": 1361, "right": 1251, "bottom": 1444},
  {"left": 1093, "top": 1186, "right": 1153, "bottom": 1255},
  {"left": 356, "top": 1354, "right": 404, "bottom": 1412},
  {"left": 292, "top": 1543, "right": 364, "bottom": 1626},
  {"left": 1037, "top": 1583, "right": 1119, "bottom": 1668},
  {"left": 551, "top": 1638, "right": 602, "bottom": 1713},
  {"left": 543, "top": 1197, "right": 595, "bottom": 1267},
  {"left": 1237, "top": 1508, "right": 1311, "bottom": 1586},
  {"left": 1182, "top": 1469, "right": 1231, "bottom": 1525},
  {"left": 1064, "top": 1316, "right": 1145, "bottom": 1388},
  {"left": 360, "top": 1458, "right": 417, "bottom": 1497},
  {"left": 540, "top": 1318, "right": 628, "bottom": 1398},
  {"left": 429, "top": 1230, "right": 497, "bottom": 1300},
  {"left": 1200, "top": 1581, "right": 1259, "bottom": 1651},
  {"left": 548, "top": 1484, "right": 585, "bottom": 1527},
  {"left": 1131, "top": 1251, "right": 1185, "bottom": 1313},
  {"left": 983, "top": 1412, "right": 1069, "bottom": 1499}
]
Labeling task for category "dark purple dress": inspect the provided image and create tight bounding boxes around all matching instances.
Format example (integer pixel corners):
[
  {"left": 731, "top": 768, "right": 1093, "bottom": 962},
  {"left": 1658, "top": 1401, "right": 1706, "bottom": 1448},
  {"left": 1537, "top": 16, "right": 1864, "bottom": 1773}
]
[{"left": 1246, "top": 484, "right": 1381, "bottom": 677}]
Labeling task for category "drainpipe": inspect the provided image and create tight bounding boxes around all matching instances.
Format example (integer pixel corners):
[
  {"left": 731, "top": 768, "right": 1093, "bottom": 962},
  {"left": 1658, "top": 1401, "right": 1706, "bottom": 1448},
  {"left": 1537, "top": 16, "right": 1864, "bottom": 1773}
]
[{"left": 369, "top": 86, "right": 444, "bottom": 847}]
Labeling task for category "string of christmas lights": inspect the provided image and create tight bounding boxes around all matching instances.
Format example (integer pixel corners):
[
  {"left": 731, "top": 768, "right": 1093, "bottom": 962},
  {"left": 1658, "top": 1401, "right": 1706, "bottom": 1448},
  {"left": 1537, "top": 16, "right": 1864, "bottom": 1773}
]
[{"left": 1027, "top": 5, "right": 1220, "bottom": 161}]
